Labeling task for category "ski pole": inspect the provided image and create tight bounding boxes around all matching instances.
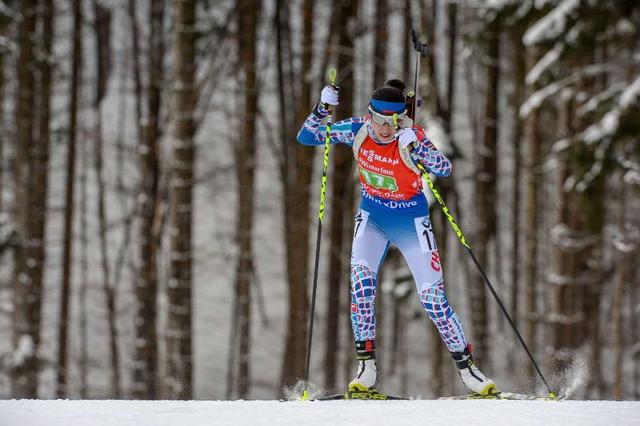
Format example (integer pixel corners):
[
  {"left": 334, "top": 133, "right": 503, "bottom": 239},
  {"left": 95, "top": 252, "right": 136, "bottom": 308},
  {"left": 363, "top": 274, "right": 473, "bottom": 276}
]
[
  {"left": 406, "top": 31, "right": 556, "bottom": 398},
  {"left": 302, "top": 68, "right": 337, "bottom": 401}
]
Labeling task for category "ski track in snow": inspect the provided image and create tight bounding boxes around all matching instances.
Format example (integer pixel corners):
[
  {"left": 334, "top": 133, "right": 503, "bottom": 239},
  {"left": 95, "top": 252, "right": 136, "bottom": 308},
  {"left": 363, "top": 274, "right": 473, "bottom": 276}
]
[{"left": 1, "top": 399, "right": 639, "bottom": 426}]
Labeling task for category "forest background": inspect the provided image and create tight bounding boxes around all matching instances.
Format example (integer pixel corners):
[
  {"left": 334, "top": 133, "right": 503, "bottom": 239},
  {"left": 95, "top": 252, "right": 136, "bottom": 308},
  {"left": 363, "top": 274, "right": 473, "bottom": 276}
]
[{"left": 0, "top": 0, "right": 638, "bottom": 401}]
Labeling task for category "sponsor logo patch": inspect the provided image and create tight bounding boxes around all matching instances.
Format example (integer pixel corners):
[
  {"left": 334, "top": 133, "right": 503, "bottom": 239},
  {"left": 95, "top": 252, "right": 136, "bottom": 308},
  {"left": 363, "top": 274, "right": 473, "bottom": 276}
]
[{"left": 431, "top": 251, "right": 441, "bottom": 272}]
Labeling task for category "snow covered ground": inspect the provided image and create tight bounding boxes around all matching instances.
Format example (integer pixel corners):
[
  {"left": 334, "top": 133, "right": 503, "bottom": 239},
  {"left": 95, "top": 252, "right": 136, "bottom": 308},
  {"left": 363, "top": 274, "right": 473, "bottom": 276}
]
[{"left": 1, "top": 399, "right": 639, "bottom": 426}]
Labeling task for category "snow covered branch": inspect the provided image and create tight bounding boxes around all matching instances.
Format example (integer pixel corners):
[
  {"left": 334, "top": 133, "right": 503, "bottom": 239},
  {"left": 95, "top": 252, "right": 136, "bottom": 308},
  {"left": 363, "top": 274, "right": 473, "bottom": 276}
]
[
  {"left": 520, "top": 64, "right": 614, "bottom": 118},
  {"left": 550, "top": 223, "right": 600, "bottom": 252},
  {"left": 523, "top": 0, "right": 580, "bottom": 46}
]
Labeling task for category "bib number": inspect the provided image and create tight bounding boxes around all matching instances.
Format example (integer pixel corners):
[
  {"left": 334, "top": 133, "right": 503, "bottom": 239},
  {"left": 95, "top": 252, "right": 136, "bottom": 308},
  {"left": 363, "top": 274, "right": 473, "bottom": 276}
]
[{"left": 414, "top": 215, "right": 437, "bottom": 253}]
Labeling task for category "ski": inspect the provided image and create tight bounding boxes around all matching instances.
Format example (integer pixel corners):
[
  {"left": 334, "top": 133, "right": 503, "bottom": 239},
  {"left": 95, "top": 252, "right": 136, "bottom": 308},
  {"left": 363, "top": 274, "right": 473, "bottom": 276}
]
[
  {"left": 316, "top": 391, "right": 408, "bottom": 401},
  {"left": 310, "top": 390, "right": 561, "bottom": 401},
  {"left": 439, "top": 391, "right": 563, "bottom": 401}
]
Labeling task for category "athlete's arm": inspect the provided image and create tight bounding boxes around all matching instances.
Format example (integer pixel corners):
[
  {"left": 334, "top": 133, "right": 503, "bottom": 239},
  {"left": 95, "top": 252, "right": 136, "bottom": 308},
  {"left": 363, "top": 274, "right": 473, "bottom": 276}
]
[
  {"left": 296, "top": 103, "right": 365, "bottom": 147},
  {"left": 410, "top": 128, "right": 452, "bottom": 177}
]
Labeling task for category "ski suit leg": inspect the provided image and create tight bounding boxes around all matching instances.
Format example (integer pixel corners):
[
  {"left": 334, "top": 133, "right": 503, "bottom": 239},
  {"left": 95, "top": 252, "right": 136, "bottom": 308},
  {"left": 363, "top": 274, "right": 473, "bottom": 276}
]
[
  {"left": 394, "top": 214, "right": 468, "bottom": 353},
  {"left": 349, "top": 209, "right": 390, "bottom": 342}
]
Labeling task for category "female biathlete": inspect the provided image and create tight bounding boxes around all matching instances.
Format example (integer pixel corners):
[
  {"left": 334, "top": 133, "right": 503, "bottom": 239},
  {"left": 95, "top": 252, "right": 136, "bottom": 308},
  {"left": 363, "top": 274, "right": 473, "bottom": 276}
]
[{"left": 297, "top": 79, "right": 495, "bottom": 396}]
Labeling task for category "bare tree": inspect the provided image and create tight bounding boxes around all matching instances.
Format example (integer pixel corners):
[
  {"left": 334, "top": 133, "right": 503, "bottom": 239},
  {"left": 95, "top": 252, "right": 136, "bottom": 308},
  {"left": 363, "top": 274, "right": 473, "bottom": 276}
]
[
  {"left": 520, "top": 43, "right": 542, "bottom": 382},
  {"left": 471, "top": 11, "right": 501, "bottom": 366},
  {"left": 11, "top": 0, "right": 52, "bottom": 398},
  {"left": 275, "top": 0, "right": 310, "bottom": 392},
  {"left": 611, "top": 174, "right": 628, "bottom": 399},
  {"left": 402, "top": 0, "right": 412, "bottom": 82},
  {"left": 372, "top": 0, "right": 387, "bottom": 90},
  {"left": 230, "top": 0, "right": 261, "bottom": 399},
  {"left": 132, "top": 0, "right": 165, "bottom": 400},
  {"left": 548, "top": 94, "right": 607, "bottom": 397},
  {"left": 0, "top": 0, "right": 12, "bottom": 213},
  {"left": 507, "top": 20, "right": 526, "bottom": 334},
  {"left": 127, "top": 0, "right": 143, "bottom": 141},
  {"left": 91, "top": 0, "right": 119, "bottom": 398},
  {"left": 78, "top": 114, "right": 90, "bottom": 399},
  {"left": 324, "top": 0, "right": 358, "bottom": 392},
  {"left": 422, "top": 0, "right": 442, "bottom": 117},
  {"left": 166, "top": 0, "right": 198, "bottom": 400},
  {"left": 56, "top": 0, "right": 82, "bottom": 399}
]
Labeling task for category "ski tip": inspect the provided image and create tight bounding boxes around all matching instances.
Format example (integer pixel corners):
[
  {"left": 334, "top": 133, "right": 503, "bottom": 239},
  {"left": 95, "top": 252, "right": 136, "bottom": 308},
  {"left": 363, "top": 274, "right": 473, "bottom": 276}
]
[
  {"left": 547, "top": 391, "right": 567, "bottom": 401},
  {"left": 482, "top": 384, "right": 499, "bottom": 396},
  {"left": 301, "top": 390, "right": 309, "bottom": 401},
  {"left": 439, "top": 391, "right": 563, "bottom": 401}
]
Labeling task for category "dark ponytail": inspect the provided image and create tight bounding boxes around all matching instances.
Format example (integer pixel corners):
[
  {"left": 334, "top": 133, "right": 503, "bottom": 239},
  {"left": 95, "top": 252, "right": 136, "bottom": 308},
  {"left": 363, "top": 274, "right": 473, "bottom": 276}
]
[{"left": 384, "top": 79, "right": 406, "bottom": 94}]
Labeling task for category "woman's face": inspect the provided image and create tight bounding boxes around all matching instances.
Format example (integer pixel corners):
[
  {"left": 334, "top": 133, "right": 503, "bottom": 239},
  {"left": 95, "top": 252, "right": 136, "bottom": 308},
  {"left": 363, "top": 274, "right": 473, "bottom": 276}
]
[{"left": 370, "top": 118, "right": 395, "bottom": 142}]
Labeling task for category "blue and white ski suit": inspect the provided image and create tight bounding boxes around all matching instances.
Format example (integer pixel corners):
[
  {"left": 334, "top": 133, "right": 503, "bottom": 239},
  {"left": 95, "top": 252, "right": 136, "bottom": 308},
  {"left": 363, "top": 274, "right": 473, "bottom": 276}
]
[{"left": 297, "top": 104, "right": 468, "bottom": 353}]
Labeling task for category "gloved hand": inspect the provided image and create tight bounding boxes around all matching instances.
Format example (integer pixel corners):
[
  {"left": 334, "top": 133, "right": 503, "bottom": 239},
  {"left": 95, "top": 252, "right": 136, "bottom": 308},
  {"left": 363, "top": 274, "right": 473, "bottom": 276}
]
[
  {"left": 320, "top": 85, "right": 339, "bottom": 107},
  {"left": 396, "top": 128, "right": 418, "bottom": 150}
]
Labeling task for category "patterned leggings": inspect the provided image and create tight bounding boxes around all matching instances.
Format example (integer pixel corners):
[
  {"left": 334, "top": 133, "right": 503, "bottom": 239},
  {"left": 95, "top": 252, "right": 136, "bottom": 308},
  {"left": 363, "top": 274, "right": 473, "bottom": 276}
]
[{"left": 350, "top": 207, "right": 467, "bottom": 353}]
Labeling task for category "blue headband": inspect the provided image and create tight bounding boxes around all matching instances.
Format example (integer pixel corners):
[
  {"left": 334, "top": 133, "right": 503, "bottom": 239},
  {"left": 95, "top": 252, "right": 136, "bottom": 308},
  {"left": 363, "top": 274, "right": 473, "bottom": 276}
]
[{"left": 370, "top": 99, "right": 406, "bottom": 114}]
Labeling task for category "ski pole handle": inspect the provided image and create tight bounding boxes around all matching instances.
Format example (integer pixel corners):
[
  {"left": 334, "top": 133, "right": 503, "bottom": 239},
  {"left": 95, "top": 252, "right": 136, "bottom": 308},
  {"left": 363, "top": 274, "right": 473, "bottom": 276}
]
[
  {"left": 327, "top": 67, "right": 337, "bottom": 87},
  {"left": 326, "top": 67, "right": 337, "bottom": 119},
  {"left": 320, "top": 68, "right": 338, "bottom": 113}
]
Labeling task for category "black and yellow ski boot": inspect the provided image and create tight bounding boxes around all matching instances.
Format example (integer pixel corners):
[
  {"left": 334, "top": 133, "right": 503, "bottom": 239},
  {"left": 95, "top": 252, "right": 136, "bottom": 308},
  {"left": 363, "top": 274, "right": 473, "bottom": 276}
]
[{"left": 346, "top": 340, "right": 381, "bottom": 399}]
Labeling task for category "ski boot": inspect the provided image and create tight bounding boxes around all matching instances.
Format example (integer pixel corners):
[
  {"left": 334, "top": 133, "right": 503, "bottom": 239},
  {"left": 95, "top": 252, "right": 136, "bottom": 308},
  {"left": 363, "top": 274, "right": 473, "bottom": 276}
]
[
  {"left": 451, "top": 344, "right": 497, "bottom": 396},
  {"left": 347, "top": 340, "right": 380, "bottom": 399},
  {"left": 347, "top": 358, "right": 381, "bottom": 399}
]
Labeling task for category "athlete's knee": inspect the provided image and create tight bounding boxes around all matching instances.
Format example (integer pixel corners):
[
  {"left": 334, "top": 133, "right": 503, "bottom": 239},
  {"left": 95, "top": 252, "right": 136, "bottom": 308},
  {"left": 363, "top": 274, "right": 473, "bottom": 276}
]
[
  {"left": 418, "top": 279, "right": 453, "bottom": 321},
  {"left": 350, "top": 263, "right": 376, "bottom": 300}
]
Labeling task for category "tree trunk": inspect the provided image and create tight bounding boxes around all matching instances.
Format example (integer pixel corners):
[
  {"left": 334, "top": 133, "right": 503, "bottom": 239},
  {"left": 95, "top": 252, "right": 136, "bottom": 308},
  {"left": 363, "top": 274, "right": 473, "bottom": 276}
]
[
  {"left": 547, "top": 76, "right": 606, "bottom": 399},
  {"left": 57, "top": 0, "right": 81, "bottom": 399},
  {"left": 522, "top": 45, "right": 541, "bottom": 380},
  {"left": 611, "top": 174, "right": 626, "bottom": 400},
  {"left": 127, "top": 0, "right": 143, "bottom": 141},
  {"left": 324, "top": 0, "right": 358, "bottom": 391},
  {"left": 11, "top": 0, "right": 51, "bottom": 399},
  {"left": 35, "top": 0, "right": 53, "bottom": 395},
  {"left": 403, "top": 0, "right": 412, "bottom": 82},
  {"left": 0, "top": 2, "right": 10, "bottom": 213},
  {"left": 79, "top": 117, "right": 90, "bottom": 399},
  {"left": 167, "top": 0, "right": 197, "bottom": 400},
  {"left": 372, "top": 0, "right": 387, "bottom": 90},
  {"left": 420, "top": 0, "right": 459, "bottom": 394},
  {"left": 133, "top": 0, "right": 165, "bottom": 400},
  {"left": 284, "top": 0, "right": 316, "bottom": 392},
  {"left": 632, "top": 222, "right": 640, "bottom": 400},
  {"left": 276, "top": 0, "right": 310, "bottom": 392},
  {"left": 471, "top": 13, "right": 500, "bottom": 366},
  {"left": 509, "top": 26, "right": 525, "bottom": 333},
  {"left": 548, "top": 88, "right": 575, "bottom": 376},
  {"left": 289, "top": 0, "right": 315, "bottom": 391},
  {"left": 422, "top": 0, "right": 442, "bottom": 116},
  {"left": 231, "top": 0, "right": 260, "bottom": 399},
  {"left": 92, "top": 1, "right": 119, "bottom": 398},
  {"left": 443, "top": 2, "right": 456, "bottom": 127}
]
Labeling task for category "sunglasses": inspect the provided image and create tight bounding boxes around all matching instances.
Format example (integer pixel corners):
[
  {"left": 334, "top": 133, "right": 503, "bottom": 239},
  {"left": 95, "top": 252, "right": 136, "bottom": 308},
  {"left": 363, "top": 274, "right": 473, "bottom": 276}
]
[{"left": 368, "top": 105, "right": 407, "bottom": 127}]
